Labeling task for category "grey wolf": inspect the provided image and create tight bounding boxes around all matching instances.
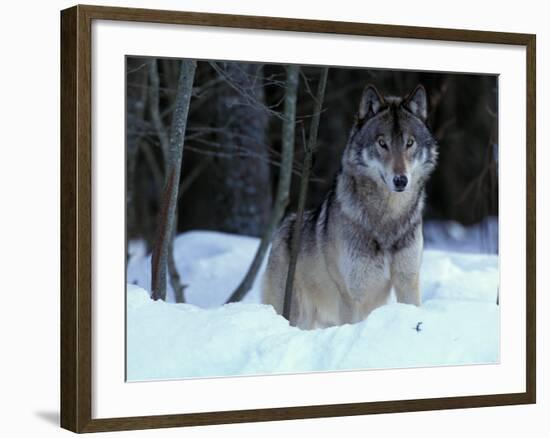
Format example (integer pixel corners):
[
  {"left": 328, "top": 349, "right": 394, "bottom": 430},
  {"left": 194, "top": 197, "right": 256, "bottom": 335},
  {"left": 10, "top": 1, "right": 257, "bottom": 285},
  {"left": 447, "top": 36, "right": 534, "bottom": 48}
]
[{"left": 262, "top": 84, "right": 438, "bottom": 329}]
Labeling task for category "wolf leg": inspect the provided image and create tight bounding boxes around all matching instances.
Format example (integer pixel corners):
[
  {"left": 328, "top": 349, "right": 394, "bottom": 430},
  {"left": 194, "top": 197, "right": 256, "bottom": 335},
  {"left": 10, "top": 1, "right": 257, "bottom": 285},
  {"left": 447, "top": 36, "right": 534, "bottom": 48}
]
[
  {"left": 393, "top": 271, "right": 421, "bottom": 305},
  {"left": 391, "top": 228, "right": 423, "bottom": 306}
]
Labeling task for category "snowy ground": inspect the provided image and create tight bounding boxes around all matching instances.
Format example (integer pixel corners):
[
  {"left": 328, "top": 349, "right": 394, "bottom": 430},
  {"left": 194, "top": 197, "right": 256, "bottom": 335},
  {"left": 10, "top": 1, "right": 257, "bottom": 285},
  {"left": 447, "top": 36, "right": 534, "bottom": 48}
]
[{"left": 126, "top": 222, "right": 499, "bottom": 381}]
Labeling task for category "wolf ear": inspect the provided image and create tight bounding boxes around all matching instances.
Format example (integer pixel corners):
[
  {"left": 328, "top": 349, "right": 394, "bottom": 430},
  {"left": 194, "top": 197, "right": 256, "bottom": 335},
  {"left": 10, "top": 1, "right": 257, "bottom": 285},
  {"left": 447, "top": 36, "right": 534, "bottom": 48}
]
[
  {"left": 358, "top": 85, "right": 385, "bottom": 123},
  {"left": 403, "top": 85, "right": 428, "bottom": 120}
]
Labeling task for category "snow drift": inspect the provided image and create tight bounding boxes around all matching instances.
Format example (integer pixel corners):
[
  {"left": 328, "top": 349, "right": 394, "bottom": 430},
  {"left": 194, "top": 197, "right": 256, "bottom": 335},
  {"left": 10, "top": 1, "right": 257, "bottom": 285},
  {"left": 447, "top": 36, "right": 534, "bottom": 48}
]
[{"left": 126, "top": 229, "right": 499, "bottom": 381}]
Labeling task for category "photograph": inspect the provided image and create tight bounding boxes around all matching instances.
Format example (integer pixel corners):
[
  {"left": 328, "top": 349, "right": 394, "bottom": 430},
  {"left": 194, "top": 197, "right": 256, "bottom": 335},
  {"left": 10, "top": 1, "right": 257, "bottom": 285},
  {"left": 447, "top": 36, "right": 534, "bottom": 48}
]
[{"left": 125, "top": 57, "right": 500, "bottom": 382}]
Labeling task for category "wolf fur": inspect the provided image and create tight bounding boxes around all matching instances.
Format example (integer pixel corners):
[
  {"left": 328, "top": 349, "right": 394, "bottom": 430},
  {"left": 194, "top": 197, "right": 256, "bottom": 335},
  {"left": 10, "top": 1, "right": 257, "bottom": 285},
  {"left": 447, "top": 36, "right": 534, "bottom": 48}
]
[{"left": 262, "top": 84, "right": 438, "bottom": 330}]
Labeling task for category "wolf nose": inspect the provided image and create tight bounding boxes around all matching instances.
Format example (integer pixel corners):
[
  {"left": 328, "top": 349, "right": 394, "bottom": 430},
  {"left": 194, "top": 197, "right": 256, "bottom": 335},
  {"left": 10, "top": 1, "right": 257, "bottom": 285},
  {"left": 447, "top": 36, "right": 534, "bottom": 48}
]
[{"left": 393, "top": 175, "right": 408, "bottom": 190}]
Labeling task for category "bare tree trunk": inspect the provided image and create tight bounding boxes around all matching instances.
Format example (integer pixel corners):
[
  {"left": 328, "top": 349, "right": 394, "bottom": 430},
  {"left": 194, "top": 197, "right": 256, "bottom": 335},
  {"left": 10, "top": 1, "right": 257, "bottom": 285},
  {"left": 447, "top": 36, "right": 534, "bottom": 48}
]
[
  {"left": 212, "top": 62, "right": 271, "bottom": 237},
  {"left": 151, "top": 60, "right": 197, "bottom": 301},
  {"left": 226, "top": 65, "right": 300, "bottom": 303},
  {"left": 168, "top": 211, "right": 187, "bottom": 303},
  {"left": 283, "top": 68, "right": 329, "bottom": 319}
]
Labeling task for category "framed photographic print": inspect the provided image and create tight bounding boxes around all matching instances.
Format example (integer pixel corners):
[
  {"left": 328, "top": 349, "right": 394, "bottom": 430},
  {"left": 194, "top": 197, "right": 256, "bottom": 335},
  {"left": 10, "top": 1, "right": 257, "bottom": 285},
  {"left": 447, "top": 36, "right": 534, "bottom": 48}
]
[{"left": 60, "top": 4, "right": 536, "bottom": 433}]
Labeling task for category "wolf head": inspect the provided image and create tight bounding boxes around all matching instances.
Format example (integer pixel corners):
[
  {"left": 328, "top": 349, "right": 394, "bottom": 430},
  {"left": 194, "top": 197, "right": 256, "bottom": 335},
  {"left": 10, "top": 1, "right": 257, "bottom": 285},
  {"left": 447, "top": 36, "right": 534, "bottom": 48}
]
[{"left": 344, "top": 84, "right": 438, "bottom": 192}]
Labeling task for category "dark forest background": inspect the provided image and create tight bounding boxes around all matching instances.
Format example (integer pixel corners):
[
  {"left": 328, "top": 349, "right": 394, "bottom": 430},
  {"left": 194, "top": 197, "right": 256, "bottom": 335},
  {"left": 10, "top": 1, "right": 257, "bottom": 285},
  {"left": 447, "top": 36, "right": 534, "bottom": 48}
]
[{"left": 126, "top": 57, "right": 498, "bottom": 254}]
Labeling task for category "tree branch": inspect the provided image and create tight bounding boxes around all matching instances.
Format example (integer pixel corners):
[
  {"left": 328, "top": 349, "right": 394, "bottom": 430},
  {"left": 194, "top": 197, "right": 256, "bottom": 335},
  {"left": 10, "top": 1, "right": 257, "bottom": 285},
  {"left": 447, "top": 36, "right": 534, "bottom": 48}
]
[
  {"left": 283, "top": 67, "right": 329, "bottom": 320},
  {"left": 148, "top": 60, "right": 170, "bottom": 162}
]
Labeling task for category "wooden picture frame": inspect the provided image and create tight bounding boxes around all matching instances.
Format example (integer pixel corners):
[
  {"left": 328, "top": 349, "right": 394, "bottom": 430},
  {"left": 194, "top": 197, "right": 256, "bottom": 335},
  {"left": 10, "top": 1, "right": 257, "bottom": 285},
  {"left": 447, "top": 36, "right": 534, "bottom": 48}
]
[{"left": 60, "top": 4, "right": 536, "bottom": 433}]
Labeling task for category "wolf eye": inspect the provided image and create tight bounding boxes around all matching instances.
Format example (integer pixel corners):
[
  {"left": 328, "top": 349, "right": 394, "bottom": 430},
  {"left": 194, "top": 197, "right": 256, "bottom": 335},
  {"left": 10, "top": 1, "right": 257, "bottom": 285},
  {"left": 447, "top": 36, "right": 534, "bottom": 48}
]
[
  {"left": 378, "top": 138, "right": 388, "bottom": 149},
  {"left": 406, "top": 138, "right": 415, "bottom": 148}
]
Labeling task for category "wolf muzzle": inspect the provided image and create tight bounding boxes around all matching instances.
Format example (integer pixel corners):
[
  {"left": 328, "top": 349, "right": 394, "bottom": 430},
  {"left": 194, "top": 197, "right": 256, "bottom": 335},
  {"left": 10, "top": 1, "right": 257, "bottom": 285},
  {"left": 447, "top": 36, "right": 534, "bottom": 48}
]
[{"left": 392, "top": 174, "right": 408, "bottom": 191}]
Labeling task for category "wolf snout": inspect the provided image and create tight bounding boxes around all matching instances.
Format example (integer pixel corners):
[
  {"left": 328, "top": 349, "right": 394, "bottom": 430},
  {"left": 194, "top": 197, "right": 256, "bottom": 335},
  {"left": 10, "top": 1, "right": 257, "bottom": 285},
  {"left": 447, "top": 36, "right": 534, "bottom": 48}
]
[{"left": 392, "top": 174, "right": 408, "bottom": 191}]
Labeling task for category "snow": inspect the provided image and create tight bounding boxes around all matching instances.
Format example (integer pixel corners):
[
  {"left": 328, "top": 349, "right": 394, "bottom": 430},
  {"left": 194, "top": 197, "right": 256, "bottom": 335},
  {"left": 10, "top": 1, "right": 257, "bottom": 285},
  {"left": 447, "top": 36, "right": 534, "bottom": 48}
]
[
  {"left": 126, "top": 225, "right": 499, "bottom": 381},
  {"left": 127, "top": 231, "right": 267, "bottom": 306}
]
